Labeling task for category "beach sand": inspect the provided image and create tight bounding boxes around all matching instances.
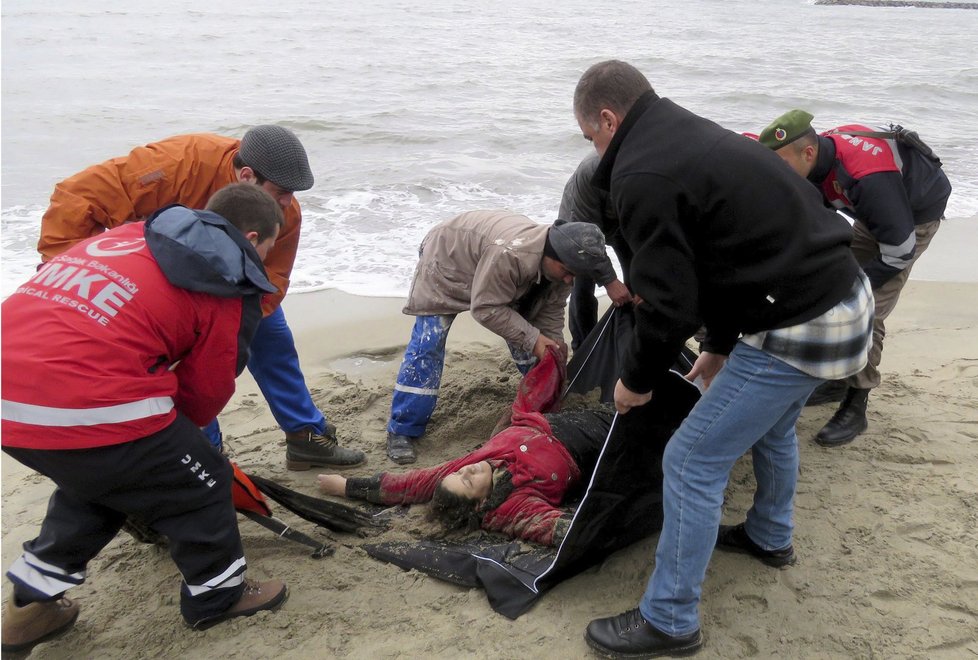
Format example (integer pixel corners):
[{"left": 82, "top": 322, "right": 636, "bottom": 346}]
[{"left": 2, "top": 279, "right": 977, "bottom": 659}]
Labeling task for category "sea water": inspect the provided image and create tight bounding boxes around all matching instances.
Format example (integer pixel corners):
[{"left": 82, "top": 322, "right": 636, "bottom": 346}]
[{"left": 2, "top": 0, "right": 976, "bottom": 298}]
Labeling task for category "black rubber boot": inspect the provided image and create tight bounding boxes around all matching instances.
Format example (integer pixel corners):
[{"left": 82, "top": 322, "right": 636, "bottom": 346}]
[
  {"left": 815, "top": 388, "right": 869, "bottom": 447},
  {"left": 805, "top": 379, "right": 848, "bottom": 407}
]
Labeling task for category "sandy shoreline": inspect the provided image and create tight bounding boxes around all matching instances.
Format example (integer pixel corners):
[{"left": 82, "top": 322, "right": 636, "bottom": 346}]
[{"left": 3, "top": 279, "right": 977, "bottom": 658}]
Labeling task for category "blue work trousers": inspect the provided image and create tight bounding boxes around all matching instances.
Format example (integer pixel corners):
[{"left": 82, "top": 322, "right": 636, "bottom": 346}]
[
  {"left": 204, "top": 306, "right": 324, "bottom": 448},
  {"left": 387, "top": 314, "right": 534, "bottom": 438}
]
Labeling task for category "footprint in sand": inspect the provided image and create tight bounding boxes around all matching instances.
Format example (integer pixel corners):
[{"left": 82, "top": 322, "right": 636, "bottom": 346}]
[
  {"left": 733, "top": 634, "right": 760, "bottom": 655},
  {"left": 934, "top": 357, "right": 978, "bottom": 390},
  {"left": 734, "top": 593, "right": 769, "bottom": 610}
]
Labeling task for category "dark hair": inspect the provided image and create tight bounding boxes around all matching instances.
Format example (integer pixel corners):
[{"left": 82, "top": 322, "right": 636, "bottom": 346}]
[
  {"left": 429, "top": 480, "right": 483, "bottom": 533},
  {"left": 789, "top": 129, "right": 818, "bottom": 151},
  {"left": 205, "top": 182, "right": 283, "bottom": 242},
  {"left": 231, "top": 152, "right": 268, "bottom": 185},
  {"left": 574, "top": 59, "right": 653, "bottom": 127},
  {"left": 428, "top": 469, "right": 517, "bottom": 534}
]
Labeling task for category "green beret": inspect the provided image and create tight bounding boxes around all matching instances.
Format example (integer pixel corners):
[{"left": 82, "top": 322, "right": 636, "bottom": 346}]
[{"left": 759, "top": 109, "right": 815, "bottom": 150}]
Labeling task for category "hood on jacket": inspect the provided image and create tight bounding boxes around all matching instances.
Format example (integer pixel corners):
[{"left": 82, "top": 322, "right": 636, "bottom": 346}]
[{"left": 144, "top": 204, "right": 277, "bottom": 297}]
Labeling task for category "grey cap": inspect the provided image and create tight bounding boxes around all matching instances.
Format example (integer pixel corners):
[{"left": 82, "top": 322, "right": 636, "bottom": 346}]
[
  {"left": 547, "top": 219, "right": 614, "bottom": 283},
  {"left": 239, "top": 125, "right": 314, "bottom": 192}
]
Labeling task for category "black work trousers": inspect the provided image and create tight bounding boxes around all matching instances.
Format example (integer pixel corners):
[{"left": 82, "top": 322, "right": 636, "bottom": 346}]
[
  {"left": 568, "top": 235, "right": 632, "bottom": 351},
  {"left": 3, "top": 413, "right": 245, "bottom": 624}
]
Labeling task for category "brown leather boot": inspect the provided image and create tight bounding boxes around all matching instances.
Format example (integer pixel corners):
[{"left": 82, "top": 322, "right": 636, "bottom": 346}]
[
  {"left": 1, "top": 593, "right": 80, "bottom": 654},
  {"left": 191, "top": 578, "right": 288, "bottom": 631},
  {"left": 285, "top": 422, "right": 365, "bottom": 470}
]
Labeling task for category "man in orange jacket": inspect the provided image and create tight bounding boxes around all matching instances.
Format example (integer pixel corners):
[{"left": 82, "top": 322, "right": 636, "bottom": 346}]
[{"left": 37, "top": 125, "right": 365, "bottom": 469}]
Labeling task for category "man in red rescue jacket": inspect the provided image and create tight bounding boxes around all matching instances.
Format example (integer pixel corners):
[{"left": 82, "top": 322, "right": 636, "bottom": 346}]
[
  {"left": 760, "top": 110, "right": 951, "bottom": 447},
  {"left": 1, "top": 184, "right": 289, "bottom": 654}
]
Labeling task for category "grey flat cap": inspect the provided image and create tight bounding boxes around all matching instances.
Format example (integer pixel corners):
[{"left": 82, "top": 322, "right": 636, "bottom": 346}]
[
  {"left": 547, "top": 218, "right": 614, "bottom": 283},
  {"left": 239, "top": 125, "right": 314, "bottom": 192}
]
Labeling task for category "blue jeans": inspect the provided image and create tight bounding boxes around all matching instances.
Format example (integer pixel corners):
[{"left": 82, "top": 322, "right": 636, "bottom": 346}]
[
  {"left": 388, "top": 314, "right": 535, "bottom": 438},
  {"left": 639, "top": 341, "right": 822, "bottom": 635},
  {"left": 204, "top": 306, "right": 325, "bottom": 448}
]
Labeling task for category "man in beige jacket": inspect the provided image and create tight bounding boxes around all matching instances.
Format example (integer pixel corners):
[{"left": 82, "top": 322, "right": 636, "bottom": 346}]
[{"left": 386, "top": 210, "right": 616, "bottom": 464}]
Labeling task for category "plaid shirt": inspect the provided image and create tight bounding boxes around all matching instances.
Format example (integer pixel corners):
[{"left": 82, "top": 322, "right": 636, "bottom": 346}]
[{"left": 740, "top": 271, "right": 874, "bottom": 380}]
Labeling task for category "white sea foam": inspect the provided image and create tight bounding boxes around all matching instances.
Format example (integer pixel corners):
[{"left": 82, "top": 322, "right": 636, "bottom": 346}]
[{"left": 3, "top": 0, "right": 976, "bottom": 298}]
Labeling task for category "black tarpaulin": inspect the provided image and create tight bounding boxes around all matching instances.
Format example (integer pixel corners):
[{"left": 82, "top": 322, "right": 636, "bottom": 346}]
[
  {"left": 565, "top": 305, "right": 696, "bottom": 402},
  {"left": 365, "top": 306, "right": 700, "bottom": 618}
]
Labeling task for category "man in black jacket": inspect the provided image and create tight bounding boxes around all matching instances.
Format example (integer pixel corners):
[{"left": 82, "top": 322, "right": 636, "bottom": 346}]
[
  {"left": 558, "top": 153, "right": 634, "bottom": 350},
  {"left": 572, "top": 60, "right": 874, "bottom": 658}
]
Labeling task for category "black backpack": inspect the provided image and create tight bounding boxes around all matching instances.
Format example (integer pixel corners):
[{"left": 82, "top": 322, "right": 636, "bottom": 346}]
[{"left": 826, "top": 124, "right": 942, "bottom": 164}]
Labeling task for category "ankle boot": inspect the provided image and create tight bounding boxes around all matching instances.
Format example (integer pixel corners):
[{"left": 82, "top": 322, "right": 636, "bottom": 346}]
[
  {"left": 1, "top": 593, "right": 79, "bottom": 654},
  {"left": 815, "top": 387, "right": 869, "bottom": 447},
  {"left": 285, "top": 422, "right": 365, "bottom": 470},
  {"left": 190, "top": 578, "right": 288, "bottom": 630}
]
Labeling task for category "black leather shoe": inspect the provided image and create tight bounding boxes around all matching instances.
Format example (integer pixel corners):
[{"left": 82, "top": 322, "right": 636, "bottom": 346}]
[
  {"left": 386, "top": 432, "right": 417, "bottom": 464},
  {"left": 715, "top": 523, "right": 795, "bottom": 567},
  {"left": 815, "top": 387, "right": 869, "bottom": 447},
  {"left": 805, "top": 379, "right": 847, "bottom": 407},
  {"left": 585, "top": 608, "right": 702, "bottom": 658}
]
